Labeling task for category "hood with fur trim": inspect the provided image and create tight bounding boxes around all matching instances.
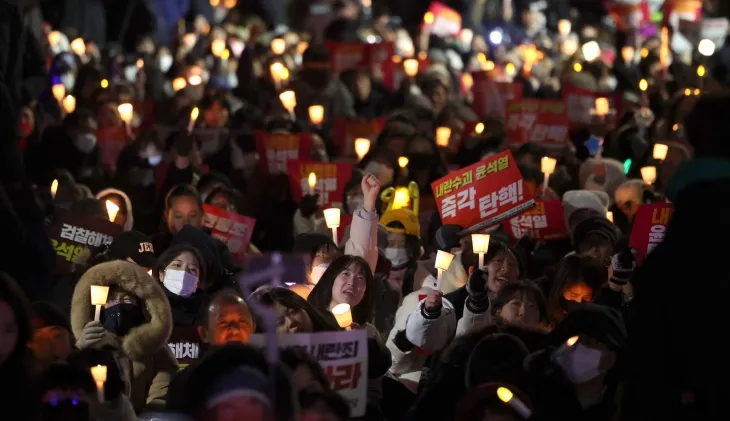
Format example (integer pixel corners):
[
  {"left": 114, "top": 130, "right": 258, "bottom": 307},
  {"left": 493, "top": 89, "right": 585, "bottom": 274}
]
[
  {"left": 95, "top": 188, "right": 134, "bottom": 231},
  {"left": 71, "top": 261, "right": 173, "bottom": 360}
]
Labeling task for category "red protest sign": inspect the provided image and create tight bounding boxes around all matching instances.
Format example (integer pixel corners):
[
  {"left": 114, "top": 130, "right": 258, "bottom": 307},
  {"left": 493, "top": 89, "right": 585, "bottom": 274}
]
[
  {"left": 202, "top": 204, "right": 256, "bottom": 263},
  {"left": 287, "top": 161, "right": 354, "bottom": 209},
  {"left": 255, "top": 132, "right": 313, "bottom": 174},
  {"left": 324, "top": 41, "right": 396, "bottom": 89},
  {"left": 503, "top": 200, "right": 567, "bottom": 241},
  {"left": 562, "top": 83, "right": 622, "bottom": 128},
  {"left": 431, "top": 150, "right": 535, "bottom": 232},
  {"left": 505, "top": 99, "right": 570, "bottom": 147},
  {"left": 421, "top": 2, "right": 462, "bottom": 37},
  {"left": 629, "top": 203, "right": 674, "bottom": 265},
  {"left": 47, "top": 208, "right": 123, "bottom": 275},
  {"left": 333, "top": 118, "right": 385, "bottom": 157},
  {"left": 471, "top": 74, "right": 523, "bottom": 119}
]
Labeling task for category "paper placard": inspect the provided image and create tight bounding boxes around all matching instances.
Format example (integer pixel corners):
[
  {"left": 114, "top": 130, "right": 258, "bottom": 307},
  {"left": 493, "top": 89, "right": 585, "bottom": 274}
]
[
  {"left": 629, "top": 203, "right": 674, "bottom": 264},
  {"left": 202, "top": 204, "right": 256, "bottom": 262},
  {"left": 505, "top": 99, "right": 570, "bottom": 147},
  {"left": 503, "top": 200, "right": 567, "bottom": 241},
  {"left": 255, "top": 132, "right": 314, "bottom": 174},
  {"left": 287, "top": 161, "right": 353, "bottom": 209}
]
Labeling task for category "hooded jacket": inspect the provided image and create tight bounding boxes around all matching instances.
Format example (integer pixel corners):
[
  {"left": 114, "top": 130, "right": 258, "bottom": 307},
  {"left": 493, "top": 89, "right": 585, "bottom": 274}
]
[
  {"left": 71, "top": 261, "right": 178, "bottom": 412},
  {"left": 96, "top": 187, "right": 134, "bottom": 232}
]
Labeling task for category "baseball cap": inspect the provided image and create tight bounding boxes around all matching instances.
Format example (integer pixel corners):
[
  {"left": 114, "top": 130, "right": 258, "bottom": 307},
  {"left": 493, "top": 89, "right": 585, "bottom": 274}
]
[{"left": 108, "top": 230, "right": 157, "bottom": 269}]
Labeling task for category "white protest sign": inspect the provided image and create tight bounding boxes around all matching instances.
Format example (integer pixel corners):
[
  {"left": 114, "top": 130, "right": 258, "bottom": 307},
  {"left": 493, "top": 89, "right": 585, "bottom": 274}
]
[{"left": 248, "top": 329, "right": 368, "bottom": 417}]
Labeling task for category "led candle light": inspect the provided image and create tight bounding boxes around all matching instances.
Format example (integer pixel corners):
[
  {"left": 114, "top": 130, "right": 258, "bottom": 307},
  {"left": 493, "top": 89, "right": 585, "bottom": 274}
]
[
  {"left": 606, "top": 211, "right": 614, "bottom": 223},
  {"left": 471, "top": 234, "right": 490, "bottom": 268},
  {"left": 188, "top": 107, "right": 199, "bottom": 133},
  {"left": 136, "top": 58, "right": 144, "bottom": 69},
  {"left": 653, "top": 143, "right": 668, "bottom": 161},
  {"left": 398, "top": 156, "right": 409, "bottom": 168},
  {"left": 641, "top": 166, "right": 657, "bottom": 185},
  {"left": 392, "top": 187, "right": 410, "bottom": 210},
  {"left": 271, "top": 38, "right": 287, "bottom": 55},
  {"left": 52, "top": 84, "right": 65, "bottom": 103},
  {"left": 698, "top": 39, "right": 715, "bottom": 57},
  {"left": 270, "top": 62, "right": 285, "bottom": 88},
  {"left": 101, "top": 79, "right": 109, "bottom": 89},
  {"left": 90, "top": 365, "right": 107, "bottom": 403},
  {"left": 279, "top": 90, "right": 297, "bottom": 119},
  {"left": 497, "top": 387, "right": 531, "bottom": 419},
  {"left": 573, "top": 62, "right": 582, "bottom": 72},
  {"left": 62, "top": 95, "right": 76, "bottom": 114},
  {"left": 332, "top": 303, "right": 352, "bottom": 329},
  {"left": 48, "top": 31, "right": 61, "bottom": 47},
  {"left": 188, "top": 74, "right": 203, "bottom": 86},
  {"left": 403, "top": 58, "right": 419, "bottom": 77},
  {"left": 221, "top": 49, "right": 231, "bottom": 61},
  {"left": 566, "top": 335, "right": 579, "bottom": 346},
  {"left": 211, "top": 39, "right": 226, "bottom": 57},
  {"left": 70, "top": 38, "right": 86, "bottom": 56},
  {"left": 505, "top": 62, "right": 516, "bottom": 78},
  {"left": 621, "top": 46, "right": 635, "bottom": 64},
  {"left": 297, "top": 41, "right": 309, "bottom": 56},
  {"left": 308, "top": 105, "right": 324, "bottom": 125},
  {"left": 354, "top": 138, "right": 370, "bottom": 160},
  {"left": 323, "top": 208, "right": 341, "bottom": 244},
  {"left": 558, "top": 19, "right": 571, "bottom": 36},
  {"left": 697, "top": 65, "right": 706, "bottom": 77},
  {"left": 434, "top": 250, "right": 454, "bottom": 291},
  {"left": 639, "top": 78, "right": 648, "bottom": 92},
  {"left": 90, "top": 285, "right": 110, "bottom": 322},
  {"left": 540, "top": 156, "right": 557, "bottom": 192},
  {"left": 117, "top": 103, "right": 134, "bottom": 125},
  {"left": 435, "top": 127, "right": 451, "bottom": 148},
  {"left": 106, "top": 200, "right": 120, "bottom": 222},
  {"left": 475, "top": 122, "right": 485, "bottom": 134},
  {"left": 308, "top": 172, "right": 317, "bottom": 195},
  {"left": 582, "top": 41, "right": 600, "bottom": 62},
  {"left": 182, "top": 33, "right": 198, "bottom": 49},
  {"left": 461, "top": 73, "right": 474, "bottom": 91},
  {"left": 172, "top": 77, "right": 187, "bottom": 92},
  {"left": 594, "top": 97, "right": 609, "bottom": 117},
  {"left": 51, "top": 179, "right": 59, "bottom": 199}
]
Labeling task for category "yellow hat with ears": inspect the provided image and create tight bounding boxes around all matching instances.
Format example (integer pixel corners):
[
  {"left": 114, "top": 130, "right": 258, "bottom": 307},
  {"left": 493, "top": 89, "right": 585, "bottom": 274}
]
[{"left": 380, "top": 181, "right": 421, "bottom": 238}]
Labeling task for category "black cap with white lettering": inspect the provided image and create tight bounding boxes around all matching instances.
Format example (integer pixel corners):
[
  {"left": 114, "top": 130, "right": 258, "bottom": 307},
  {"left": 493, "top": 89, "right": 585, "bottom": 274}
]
[{"left": 109, "top": 230, "right": 157, "bottom": 269}]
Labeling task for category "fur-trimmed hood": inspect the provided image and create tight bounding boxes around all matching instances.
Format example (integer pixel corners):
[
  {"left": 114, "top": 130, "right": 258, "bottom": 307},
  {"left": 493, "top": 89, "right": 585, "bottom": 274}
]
[{"left": 71, "top": 261, "right": 173, "bottom": 360}]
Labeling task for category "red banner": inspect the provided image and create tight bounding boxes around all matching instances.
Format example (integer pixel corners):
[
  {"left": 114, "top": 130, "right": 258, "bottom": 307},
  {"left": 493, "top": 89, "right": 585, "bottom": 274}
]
[
  {"left": 629, "top": 203, "right": 674, "bottom": 265},
  {"left": 505, "top": 99, "right": 570, "bottom": 147},
  {"left": 202, "top": 204, "right": 256, "bottom": 263},
  {"left": 255, "top": 132, "right": 313, "bottom": 174},
  {"left": 421, "top": 1, "right": 462, "bottom": 37},
  {"left": 471, "top": 75, "right": 523, "bottom": 119},
  {"left": 324, "top": 41, "right": 396, "bottom": 90},
  {"left": 503, "top": 200, "right": 567, "bottom": 241},
  {"left": 431, "top": 150, "right": 534, "bottom": 231},
  {"left": 562, "top": 84, "right": 622, "bottom": 128},
  {"left": 287, "top": 161, "right": 354, "bottom": 209},
  {"left": 332, "top": 118, "right": 385, "bottom": 157}
]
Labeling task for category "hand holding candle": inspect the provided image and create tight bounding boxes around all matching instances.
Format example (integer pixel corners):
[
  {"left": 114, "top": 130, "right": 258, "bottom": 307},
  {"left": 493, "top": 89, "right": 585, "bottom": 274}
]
[
  {"left": 118, "top": 103, "right": 134, "bottom": 129},
  {"left": 540, "top": 156, "right": 557, "bottom": 193},
  {"left": 653, "top": 144, "right": 668, "bottom": 161},
  {"left": 496, "top": 386, "right": 531, "bottom": 419},
  {"left": 403, "top": 58, "right": 419, "bottom": 77},
  {"left": 90, "top": 285, "right": 110, "bottom": 321},
  {"left": 641, "top": 166, "right": 656, "bottom": 185},
  {"left": 279, "top": 90, "right": 297, "bottom": 119},
  {"left": 324, "top": 208, "right": 341, "bottom": 244},
  {"left": 471, "top": 234, "right": 490, "bottom": 269},
  {"left": 90, "top": 365, "right": 107, "bottom": 402},
  {"left": 434, "top": 250, "right": 454, "bottom": 291}
]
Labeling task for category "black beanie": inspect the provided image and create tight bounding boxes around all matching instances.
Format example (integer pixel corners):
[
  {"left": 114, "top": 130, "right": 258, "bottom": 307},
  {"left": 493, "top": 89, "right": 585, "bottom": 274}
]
[
  {"left": 549, "top": 303, "right": 627, "bottom": 352},
  {"left": 572, "top": 216, "right": 619, "bottom": 248},
  {"left": 32, "top": 301, "right": 71, "bottom": 332}
]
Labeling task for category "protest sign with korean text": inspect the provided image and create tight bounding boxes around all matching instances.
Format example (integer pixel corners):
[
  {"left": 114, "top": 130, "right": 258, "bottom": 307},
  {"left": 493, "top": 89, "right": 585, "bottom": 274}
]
[
  {"left": 333, "top": 118, "right": 385, "bottom": 156},
  {"left": 503, "top": 200, "right": 567, "bottom": 241},
  {"left": 287, "top": 161, "right": 353, "bottom": 209},
  {"left": 471, "top": 74, "right": 523, "bottom": 119},
  {"left": 431, "top": 150, "right": 535, "bottom": 233},
  {"left": 248, "top": 329, "right": 368, "bottom": 417},
  {"left": 325, "top": 41, "right": 396, "bottom": 90},
  {"left": 168, "top": 326, "right": 207, "bottom": 370},
  {"left": 47, "top": 208, "right": 123, "bottom": 274},
  {"left": 505, "top": 99, "right": 570, "bottom": 147},
  {"left": 629, "top": 203, "right": 674, "bottom": 265},
  {"left": 421, "top": 1, "right": 462, "bottom": 37},
  {"left": 255, "top": 132, "right": 313, "bottom": 174},
  {"left": 562, "top": 84, "right": 622, "bottom": 128},
  {"left": 202, "top": 204, "right": 256, "bottom": 263}
]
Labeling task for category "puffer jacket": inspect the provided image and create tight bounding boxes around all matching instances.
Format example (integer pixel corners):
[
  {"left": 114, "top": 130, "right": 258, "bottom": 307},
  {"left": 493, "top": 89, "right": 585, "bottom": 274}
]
[{"left": 71, "top": 260, "right": 178, "bottom": 412}]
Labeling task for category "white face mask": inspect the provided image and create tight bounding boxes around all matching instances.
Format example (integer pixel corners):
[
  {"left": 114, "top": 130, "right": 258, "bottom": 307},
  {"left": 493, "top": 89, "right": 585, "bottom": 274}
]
[
  {"left": 159, "top": 55, "right": 173, "bottom": 73},
  {"left": 553, "top": 342, "right": 603, "bottom": 384},
  {"left": 385, "top": 247, "right": 409, "bottom": 268},
  {"left": 310, "top": 264, "right": 329, "bottom": 285},
  {"left": 163, "top": 269, "right": 199, "bottom": 297},
  {"left": 73, "top": 133, "right": 97, "bottom": 153},
  {"left": 61, "top": 73, "right": 76, "bottom": 91}
]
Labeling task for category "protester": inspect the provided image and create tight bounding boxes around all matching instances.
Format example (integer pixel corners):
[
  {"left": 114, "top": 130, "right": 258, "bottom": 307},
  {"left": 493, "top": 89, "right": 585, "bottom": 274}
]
[{"left": 198, "top": 289, "right": 256, "bottom": 345}]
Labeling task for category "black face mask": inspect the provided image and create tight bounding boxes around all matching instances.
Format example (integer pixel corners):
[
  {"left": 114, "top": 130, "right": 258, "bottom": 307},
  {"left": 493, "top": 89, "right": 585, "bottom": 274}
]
[
  {"left": 408, "top": 153, "right": 437, "bottom": 170},
  {"left": 559, "top": 296, "right": 582, "bottom": 313},
  {"left": 103, "top": 303, "right": 145, "bottom": 337}
]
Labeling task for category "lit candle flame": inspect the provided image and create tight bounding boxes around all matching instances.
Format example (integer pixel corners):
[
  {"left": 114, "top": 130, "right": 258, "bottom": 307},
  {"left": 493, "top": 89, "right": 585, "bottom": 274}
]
[{"left": 106, "top": 200, "right": 120, "bottom": 222}]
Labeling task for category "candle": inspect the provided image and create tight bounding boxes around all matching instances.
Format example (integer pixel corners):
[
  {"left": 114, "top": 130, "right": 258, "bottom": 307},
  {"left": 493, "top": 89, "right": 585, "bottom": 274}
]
[
  {"left": 435, "top": 127, "right": 451, "bottom": 148},
  {"left": 308, "top": 105, "right": 324, "bottom": 125},
  {"left": 471, "top": 234, "right": 490, "bottom": 268},
  {"left": 660, "top": 27, "right": 669, "bottom": 69},
  {"left": 434, "top": 250, "right": 454, "bottom": 291},
  {"left": 172, "top": 77, "right": 187, "bottom": 92},
  {"left": 62, "top": 95, "right": 76, "bottom": 114},
  {"left": 90, "top": 365, "right": 107, "bottom": 403},
  {"left": 573, "top": 62, "right": 582, "bottom": 72},
  {"left": 606, "top": 211, "right": 614, "bottom": 223},
  {"left": 188, "top": 107, "right": 199, "bottom": 133},
  {"left": 188, "top": 74, "right": 203, "bottom": 86},
  {"left": 392, "top": 187, "right": 410, "bottom": 210},
  {"left": 594, "top": 98, "right": 609, "bottom": 117},
  {"left": 639, "top": 79, "right": 648, "bottom": 92},
  {"left": 505, "top": 62, "right": 516, "bottom": 77},
  {"left": 70, "top": 38, "right": 86, "bottom": 56},
  {"left": 211, "top": 39, "right": 226, "bottom": 57},
  {"left": 52, "top": 84, "right": 65, "bottom": 102},
  {"left": 271, "top": 38, "right": 287, "bottom": 55},
  {"left": 398, "top": 156, "right": 409, "bottom": 168},
  {"left": 558, "top": 19, "right": 571, "bottom": 36},
  {"left": 640, "top": 166, "right": 657, "bottom": 185},
  {"left": 698, "top": 39, "right": 716, "bottom": 57},
  {"left": 697, "top": 65, "right": 706, "bottom": 77},
  {"left": 90, "top": 285, "right": 110, "bottom": 321},
  {"left": 541, "top": 156, "right": 557, "bottom": 192},
  {"left": 51, "top": 179, "right": 58, "bottom": 199},
  {"left": 117, "top": 103, "right": 134, "bottom": 125},
  {"left": 279, "top": 90, "right": 296, "bottom": 118},
  {"left": 653, "top": 144, "right": 668, "bottom": 161},
  {"left": 182, "top": 33, "right": 198, "bottom": 50},
  {"left": 621, "top": 46, "right": 634, "bottom": 64},
  {"left": 106, "top": 200, "right": 120, "bottom": 222},
  {"left": 100, "top": 79, "right": 109, "bottom": 89},
  {"left": 136, "top": 58, "right": 144, "bottom": 69},
  {"left": 308, "top": 172, "right": 317, "bottom": 195},
  {"left": 566, "top": 336, "right": 579, "bottom": 346},
  {"left": 332, "top": 303, "right": 352, "bottom": 329},
  {"left": 403, "top": 58, "right": 419, "bottom": 77},
  {"left": 496, "top": 386, "right": 531, "bottom": 419},
  {"left": 48, "top": 31, "right": 61, "bottom": 47},
  {"left": 221, "top": 49, "right": 230, "bottom": 61},
  {"left": 270, "top": 62, "right": 284, "bottom": 88},
  {"left": 461, "top": 73, "right": 473, "bottom": 91},
  {"left": 354, "top": 138, "right": 370, "bottom": 160},
  {"left": 323, "top": 208, "right": 341, "bottom": 244},
  {"left": 475, "top": 122, "right": 485, "bottom": 134},
  {"left": 297, "top": 41, "right": 309, "bottom": 56},
  {"left": 582, "top": 41, "right": 600, "bottom": 62}
]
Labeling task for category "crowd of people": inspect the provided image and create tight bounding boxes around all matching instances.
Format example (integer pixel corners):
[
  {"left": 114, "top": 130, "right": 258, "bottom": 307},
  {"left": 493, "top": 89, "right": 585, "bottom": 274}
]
[{"left": 1, "top": 0, "right": 730, "bottom": 420}]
